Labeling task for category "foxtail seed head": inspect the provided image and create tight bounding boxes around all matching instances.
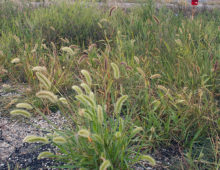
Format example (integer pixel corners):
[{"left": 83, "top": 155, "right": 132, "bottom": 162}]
[
  {"left": 78, "top": 129, "right": 90, "bottom": 138},
  {"left": 134, "top": 56, "right": 140, "bottom": 64},
  {"left": 53, "top": 136, "right": 67, "bottom": 144},
  {"left": 153, "top": 15, "right": 160, "bottom": 24},
  {"left": 115, "top": 131, "right": 121, "bottom": 139},
  {"left": 140, "top": 155, "right": 156, "bottom": 166},
  {"left": 78, "top": 109, "right": 92, "bottom": 120},
  {"left": 61, "top": 47, "right": 75, "bottom": 56},
  {"left": 175, "top": 39, "right": 182, "bottom": 46},
  {"left": 89, "top": 92, "right": 95, "bottom": 101},
  {"left": 16, "top": 103, "right": 33, "bottom": 110},
  {"left": 11, "top": 58, "right": 20, "bottom": 64},
  {"left": 13, "top": 35, "right": 20, "bottom": 44},
  {"left": 137, "top": 67, "right": 146, "bottom": 78},
  {"left": 36, "top": 72, "right": 51, "bottom": 90},
  {"left": 114, "top": 95, "right": 128, "bottom": 115},
  {"left": 150, "top": 74, "right": 161, "bottom": 79},
  {"left": 83, "top": 110, "right": 93, "bottom": 121},
  {"left": 37, "top": 151, "right": 54, "bottom": 160},
  {"left": 36, "top": 90, "right": 58, "bottom": 103},
  {"left": 10, "top": 109, "right": 31, "bottom": 118},
  {"left": 81, "top": 70, "right": 92, "bottom": 87},
  {"left": 80, "top": 83, "right": 91, "bottom": 94},
  {"left": 59, "top": 97, "right": 68, "bottom": 105},
  {"left": 97, "top": 105, "right": 104, "bottom": 124},
  {"left": 32, "top": 66, "right": 47, "bottom": 72},
  {"left": 152, "top": 100, "right": 161, "bottom": 111},
  {"left": 83, "top": 112, "right": 93, "bottom": 121},
  {"left": 157, "top": 85, "right": 168, "bottom": 94},
  {"left": 131, "top": 126, "right": 143, "bottom": 136},
  {"left": 111, "top": 62, "right": 120, "bottom": 79},
  {"left": 99, "top": 160, "right": 111, "bottom": 170},
  {"left": 75, "top": 94, "right": 96, "bottom": 108},
  {"left": 92, "top": 134, "right": 104, "bottom": 144},
  {"left": 78, "top": 109, "right": 85, "bottom": 117},
  {"left": 150, "top": 126, "right": 155, "bottom": 133},
  {"left": 72, "top": 85, "right": 83, "bottom": 95},
  {"left": 23, "top": 135, "right": 49, "bottom": 144}
]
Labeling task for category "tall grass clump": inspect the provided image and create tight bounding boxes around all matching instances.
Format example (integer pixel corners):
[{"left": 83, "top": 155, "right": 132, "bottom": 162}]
[
  {"left": 99, "top": 2, "right": 219, "bottom": 168},
  {"left": 0, "top": 1, "right": 109, "bottom": 83},
  {"left": 3, "top": 0, "right": 220, "bottom": 169},
  {"left": 10, "top": 67, "right": 156, "bottom": 169}
]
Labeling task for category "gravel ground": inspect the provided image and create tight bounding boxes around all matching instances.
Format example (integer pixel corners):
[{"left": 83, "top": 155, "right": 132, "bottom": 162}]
[
  {"left": 0, "top": 83, "right": 67, "bottom": 169},
  {"left": 0, "top": 82, "right": 183, "bottom": 169}
]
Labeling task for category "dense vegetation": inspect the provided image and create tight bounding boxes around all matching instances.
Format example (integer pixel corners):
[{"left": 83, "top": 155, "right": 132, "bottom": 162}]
[{"left": 1, "top": 0, "right": 219, "bottom": 169}]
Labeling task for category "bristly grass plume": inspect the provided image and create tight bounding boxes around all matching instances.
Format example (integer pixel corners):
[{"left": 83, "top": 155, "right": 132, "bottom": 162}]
[
  {"left": 4, "top": 1, "right": 220, "bottom": 169},
  {"left": 16, "top": 68, "right": 155, "bottom": 169}
]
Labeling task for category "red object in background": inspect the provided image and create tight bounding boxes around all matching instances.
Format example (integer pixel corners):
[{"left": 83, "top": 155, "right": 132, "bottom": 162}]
[{"left": 191, "top": 0, "right": 199, "bottom": 5}]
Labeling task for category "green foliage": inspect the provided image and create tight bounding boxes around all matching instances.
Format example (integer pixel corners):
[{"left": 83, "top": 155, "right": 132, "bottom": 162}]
[
  {"left": 3, "top": 0, "right": 220, "bottom": 169},
  {"left": 0, "top": 1, "right": 107, "bottom": 84},
  {"left": 19, "top": 68, "right": 155, "bottom": 169}
]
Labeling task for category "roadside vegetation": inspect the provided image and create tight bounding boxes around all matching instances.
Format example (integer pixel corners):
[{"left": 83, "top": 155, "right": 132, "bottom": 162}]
[{"left": 0, "top": 0, "right": 219, "bottom": 169}]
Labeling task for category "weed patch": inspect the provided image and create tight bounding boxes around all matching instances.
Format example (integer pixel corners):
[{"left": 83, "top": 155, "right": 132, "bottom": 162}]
[{"left": 1, "top": 0, "right": 220, "bottom": 169}]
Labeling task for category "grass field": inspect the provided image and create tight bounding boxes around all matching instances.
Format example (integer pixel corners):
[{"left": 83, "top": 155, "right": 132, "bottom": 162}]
[{"left": 0, "top": 0, "right": 219, "bottom": 169}]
